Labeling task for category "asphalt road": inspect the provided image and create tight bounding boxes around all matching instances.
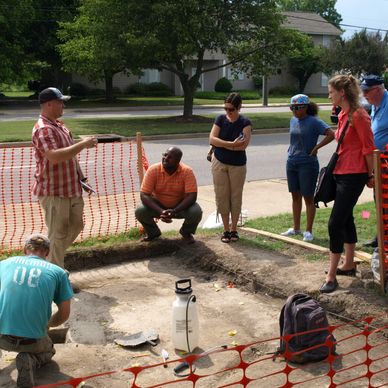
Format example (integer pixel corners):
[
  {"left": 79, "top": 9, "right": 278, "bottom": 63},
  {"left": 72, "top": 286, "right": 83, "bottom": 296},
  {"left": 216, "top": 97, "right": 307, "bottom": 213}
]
[{"left": 142, "top": 132, "right": 337, "bottom": 186}]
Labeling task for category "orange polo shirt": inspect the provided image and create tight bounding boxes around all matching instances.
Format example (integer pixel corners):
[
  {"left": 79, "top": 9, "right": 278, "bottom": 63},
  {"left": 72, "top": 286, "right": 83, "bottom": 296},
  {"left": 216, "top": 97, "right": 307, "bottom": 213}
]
[{"left": 141, "top": 162, "right": 198, "bottom": 208}]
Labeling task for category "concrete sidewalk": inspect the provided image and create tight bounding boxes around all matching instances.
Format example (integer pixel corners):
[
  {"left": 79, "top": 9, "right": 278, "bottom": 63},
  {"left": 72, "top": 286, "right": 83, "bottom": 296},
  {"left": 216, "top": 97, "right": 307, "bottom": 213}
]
[{"left": 157, "top": 178, "right": 374, "bottom": 233}]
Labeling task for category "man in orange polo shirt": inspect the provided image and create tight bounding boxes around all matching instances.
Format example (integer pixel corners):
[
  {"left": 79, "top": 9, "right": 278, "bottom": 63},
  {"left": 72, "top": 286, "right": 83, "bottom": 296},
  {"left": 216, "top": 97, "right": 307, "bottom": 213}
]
[{"left": 135, "top": 147, "right": 202, "bottom": 243}]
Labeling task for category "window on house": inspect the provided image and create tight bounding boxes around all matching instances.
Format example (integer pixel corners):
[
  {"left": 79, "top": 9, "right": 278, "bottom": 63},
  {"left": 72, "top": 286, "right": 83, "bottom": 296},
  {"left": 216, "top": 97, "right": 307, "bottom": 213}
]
[
  {"left": 139, "top": 69, "right": 160, "bottom": 84},
  {"left": 322, "top": 35, "right": 331, "bottom": 48},
  {"left": 227, "top": 68, "right": 245, "bottom": 80},
  {"left": 321, "top": 73, "right": 329, "bottom": 87}
]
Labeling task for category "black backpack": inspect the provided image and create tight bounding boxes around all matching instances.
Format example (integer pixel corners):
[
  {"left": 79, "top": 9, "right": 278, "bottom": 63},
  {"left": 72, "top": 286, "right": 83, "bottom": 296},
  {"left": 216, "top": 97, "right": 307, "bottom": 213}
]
[{"left": 274, "top": 293, "right": 336, "bottom": 364}]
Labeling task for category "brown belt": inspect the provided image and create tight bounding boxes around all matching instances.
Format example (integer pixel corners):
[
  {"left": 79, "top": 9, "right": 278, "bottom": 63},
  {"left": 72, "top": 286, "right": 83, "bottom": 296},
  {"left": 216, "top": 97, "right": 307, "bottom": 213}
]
[{"left": 1, "top": 335, "right": 38, "bottom": 345}]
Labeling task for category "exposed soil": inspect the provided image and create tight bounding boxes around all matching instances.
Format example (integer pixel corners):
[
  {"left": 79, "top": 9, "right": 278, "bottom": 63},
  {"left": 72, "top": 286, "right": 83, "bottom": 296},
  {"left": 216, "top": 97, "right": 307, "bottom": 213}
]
[{"left": 0, "top": 232, "right": 386, "bottom": 387}]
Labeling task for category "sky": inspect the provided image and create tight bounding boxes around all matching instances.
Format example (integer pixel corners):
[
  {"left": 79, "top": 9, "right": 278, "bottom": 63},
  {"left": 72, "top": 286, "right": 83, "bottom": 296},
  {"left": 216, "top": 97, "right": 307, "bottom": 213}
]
[{"left": 335, "top": 0, "right": 388, "bottom": 39}]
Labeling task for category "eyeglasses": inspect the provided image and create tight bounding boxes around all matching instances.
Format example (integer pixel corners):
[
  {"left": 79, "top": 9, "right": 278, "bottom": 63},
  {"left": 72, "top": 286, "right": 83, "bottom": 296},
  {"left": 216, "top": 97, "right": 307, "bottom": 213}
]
[
  {"left": 224, "top": 107, "right": 236, "bottom": 113},
  {"left": 290, "top": 105, "right": 307, "bottom": 111}
]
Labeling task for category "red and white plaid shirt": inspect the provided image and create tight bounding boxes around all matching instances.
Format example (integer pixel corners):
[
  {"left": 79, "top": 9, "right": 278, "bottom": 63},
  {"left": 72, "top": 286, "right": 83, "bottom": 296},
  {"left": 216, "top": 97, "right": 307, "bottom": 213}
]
[{"left": 32, "top": 115, "right": 83, "bottom": 197}]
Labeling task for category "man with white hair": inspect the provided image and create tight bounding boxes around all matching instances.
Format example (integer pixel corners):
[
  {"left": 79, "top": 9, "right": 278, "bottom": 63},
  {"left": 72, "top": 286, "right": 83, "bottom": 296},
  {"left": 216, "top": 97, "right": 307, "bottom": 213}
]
[
  {"left": 0, "top": 234, "right": 73, "bottom": 388},
  {"left": 32, "top": 87, "right": 97, "bottom": 288},
  {"left": 361, "top": 75, "right": 388, "bottom": 248}
]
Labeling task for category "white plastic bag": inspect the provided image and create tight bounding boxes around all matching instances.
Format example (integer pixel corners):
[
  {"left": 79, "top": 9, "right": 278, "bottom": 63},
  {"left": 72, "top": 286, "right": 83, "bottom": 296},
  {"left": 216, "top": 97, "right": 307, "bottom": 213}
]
[
  {"left": 202, "top": 211, "right": 222, "bottom": 229},
  {"left": 202, "top": 210, "right": 248, "bottom": 229}
]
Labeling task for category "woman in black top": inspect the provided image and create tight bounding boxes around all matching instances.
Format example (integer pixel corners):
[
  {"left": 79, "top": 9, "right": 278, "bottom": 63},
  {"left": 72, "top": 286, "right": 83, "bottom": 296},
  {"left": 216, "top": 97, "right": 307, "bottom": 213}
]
[{"left": 209, "top": 93, "right": 252, "bottom": 243}]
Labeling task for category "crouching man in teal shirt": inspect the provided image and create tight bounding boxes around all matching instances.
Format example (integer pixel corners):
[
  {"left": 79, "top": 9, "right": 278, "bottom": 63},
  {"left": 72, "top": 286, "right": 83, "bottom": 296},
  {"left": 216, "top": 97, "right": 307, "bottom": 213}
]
[{"left": 0, "top": 234, "right": 73, "bottom": 388}]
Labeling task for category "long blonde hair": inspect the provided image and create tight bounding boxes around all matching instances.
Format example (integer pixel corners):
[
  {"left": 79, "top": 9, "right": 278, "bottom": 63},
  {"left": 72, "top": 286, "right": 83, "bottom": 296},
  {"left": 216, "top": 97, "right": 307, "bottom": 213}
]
[{"left": 328, "top": 74, "right": 361, "bottom": 122}]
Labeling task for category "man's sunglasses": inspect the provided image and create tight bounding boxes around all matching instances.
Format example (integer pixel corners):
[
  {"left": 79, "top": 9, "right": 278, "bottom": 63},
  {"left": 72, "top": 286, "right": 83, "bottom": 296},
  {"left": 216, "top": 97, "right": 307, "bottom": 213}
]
[
  {"left": 224, "top": 107, "right": 236, "bottom": 112},
  {"left": 290, "top": 105, "right": 307, "bottom": 111}
]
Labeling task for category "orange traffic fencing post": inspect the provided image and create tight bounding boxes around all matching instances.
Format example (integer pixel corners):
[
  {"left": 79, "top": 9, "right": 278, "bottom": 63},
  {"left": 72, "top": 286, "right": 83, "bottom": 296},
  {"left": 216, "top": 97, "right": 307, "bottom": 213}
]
[{"left": 374, "top": 150, "right": 388, "bottom": 294}]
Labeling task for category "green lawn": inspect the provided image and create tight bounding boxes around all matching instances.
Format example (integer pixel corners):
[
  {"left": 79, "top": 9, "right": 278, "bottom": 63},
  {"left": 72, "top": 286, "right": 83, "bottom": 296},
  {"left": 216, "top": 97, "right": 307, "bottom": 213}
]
[
  {"left": 245, "top": 201, "right": 376, "bottom": 254},
  {"left": 0, "top": 111, "right": 332, "bottom": 143},
  {"left": 1, "top": 92, "right": 331, "bottom": 107}
]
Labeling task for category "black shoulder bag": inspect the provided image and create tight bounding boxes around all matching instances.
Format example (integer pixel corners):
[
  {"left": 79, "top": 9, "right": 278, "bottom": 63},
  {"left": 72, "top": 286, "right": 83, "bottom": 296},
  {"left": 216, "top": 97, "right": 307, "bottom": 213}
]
[{"left": 314, "top": 120, "right": 349, "bottom": 208}]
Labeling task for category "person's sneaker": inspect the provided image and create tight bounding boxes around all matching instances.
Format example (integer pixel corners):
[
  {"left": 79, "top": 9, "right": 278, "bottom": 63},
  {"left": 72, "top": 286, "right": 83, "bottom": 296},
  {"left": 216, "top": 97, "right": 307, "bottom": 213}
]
[
  {"left": 280, "top": 228, "right": 301, "bottom": 237},
  {"left": 16, "top": 352, "right": 36, "bottom": 388},
  {"left": 303, "top": 231, "right": 314, "bottom": 242}
]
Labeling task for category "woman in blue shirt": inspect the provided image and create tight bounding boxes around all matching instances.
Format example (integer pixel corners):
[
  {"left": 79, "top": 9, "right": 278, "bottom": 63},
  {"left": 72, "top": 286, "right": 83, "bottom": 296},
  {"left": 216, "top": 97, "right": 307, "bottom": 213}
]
[
  {"left": 281, "top": 94, "right": 334, "bottom": 242},
  {"left": 209, "top": 93, "right": 252, "bottom": 243}
]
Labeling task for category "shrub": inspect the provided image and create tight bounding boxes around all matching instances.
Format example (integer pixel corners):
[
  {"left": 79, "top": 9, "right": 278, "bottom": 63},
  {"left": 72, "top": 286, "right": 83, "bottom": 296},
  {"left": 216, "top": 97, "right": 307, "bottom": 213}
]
[
  {"left": 69, "top": 83, "right": 89, "bottom": 97},
  {"left": 89, "top": 88, "right": 105, "bottom": 96},
  {"left": 384, "top": 72, "right": 388, "bottom": 86},
  {"left": 214, "top": 77, "right": 233, "bottom": 93},
  {"left": 126, "top": 83, "right": 147, "bottom": 95},
  {"left": 144, "top": 82, "right": 173, "bottom": 96},
  {"left": 269, "top": 85, "right": 298, "bottom": 96}
]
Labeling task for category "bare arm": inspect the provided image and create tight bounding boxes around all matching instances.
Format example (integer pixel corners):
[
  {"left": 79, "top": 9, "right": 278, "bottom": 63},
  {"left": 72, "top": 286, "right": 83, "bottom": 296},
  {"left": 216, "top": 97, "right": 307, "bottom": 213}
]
[
  {"left": 140, "top": 192, "right": 164, "bottom": 215},
  {"left": 171, "top": 192, "right": 197, "bottom": 215},
  {"left": 310, "top": 128, "right": 335, "bottom": 156},
  {"left": 209, "top": 124, "right": 252, "bottom": 151},
  {"left": 230, "top": 125, "right": 252, "bottom": 151},
  {"left": 48, "top": 300, "right": 71, "bottom": 328},
  {"left": 44, "top": 137, "right": 97, "bottom": 164}
]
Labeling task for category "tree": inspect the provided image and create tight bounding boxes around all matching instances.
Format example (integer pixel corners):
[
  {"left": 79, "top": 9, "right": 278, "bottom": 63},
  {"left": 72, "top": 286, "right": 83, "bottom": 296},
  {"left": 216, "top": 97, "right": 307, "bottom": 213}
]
[
  {"left": 121, "top": 0, "right": 283, "bottom": 118},
  {"left": 58, "top": 0, "right": 146, "bottom": 101},
  {"left": 0, "top": 0, "right": 35, "bottom": 86},
  {"left": 278, "top": 0, "right": 342, "bottom": 28},
  {"left": 320, "top": 30, "right": 388, "bottom": 77},
  {"left": 287, "top": 32, "right": 324, "bottom": 92}
]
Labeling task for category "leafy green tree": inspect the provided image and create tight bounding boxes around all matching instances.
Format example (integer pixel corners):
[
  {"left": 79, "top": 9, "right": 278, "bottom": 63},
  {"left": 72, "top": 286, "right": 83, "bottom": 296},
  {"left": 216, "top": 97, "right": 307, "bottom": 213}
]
[
  {"left": 278, "top": 0, "right": 342, "bottom": 28},
  {"left": 0, "top": 0, "right": 35, "bottom": 86},
  {"left": 58, "top": 0, "right": 146, "bottom": 101},
  {"left": 287, "top": 32, "right": 324, "bottom": 92},
  {"left": 321, "top": 30, "right": 388, "bottom": 77},
  {"left": 122, "top": 0, "right": 283, "bottom": 118}
]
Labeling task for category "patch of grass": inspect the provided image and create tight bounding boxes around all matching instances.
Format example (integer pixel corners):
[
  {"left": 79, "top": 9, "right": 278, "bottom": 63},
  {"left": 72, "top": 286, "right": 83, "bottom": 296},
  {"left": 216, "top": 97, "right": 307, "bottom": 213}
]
[
  {"left": 304, "top": 253, "right": 327, "bottom": 261},
  {"left": 245, "top": 201, "right": 376, "bottom": 253},
  {"left": 239, "top": 235, "right": 288, "bottom": 251},
  {"left": 0, "top": 111, "right": 332, "bottom": 143}
]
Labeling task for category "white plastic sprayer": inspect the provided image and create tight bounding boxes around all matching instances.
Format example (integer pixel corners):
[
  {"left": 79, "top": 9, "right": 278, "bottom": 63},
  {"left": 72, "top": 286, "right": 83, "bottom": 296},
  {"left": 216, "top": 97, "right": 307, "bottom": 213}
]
[{"left": 171, "top": 279, "right": 199, "bottom": 352}]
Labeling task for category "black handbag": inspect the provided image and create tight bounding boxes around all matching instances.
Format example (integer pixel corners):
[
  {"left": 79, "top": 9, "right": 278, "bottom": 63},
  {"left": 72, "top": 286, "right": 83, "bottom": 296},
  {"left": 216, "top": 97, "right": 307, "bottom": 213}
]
[{"left": 314, "top": 120, "right": 349, "bottom": 208}]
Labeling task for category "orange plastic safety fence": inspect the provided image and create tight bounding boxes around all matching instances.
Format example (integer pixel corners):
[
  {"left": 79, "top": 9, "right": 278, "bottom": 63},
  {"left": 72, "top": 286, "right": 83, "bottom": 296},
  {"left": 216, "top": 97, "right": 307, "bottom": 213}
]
[
  {"left": 379, "top": 154, "right": 388, "bottom": 268},
  {"left": 0, "top": 142, "right": 147, "bottom": 254},
  {"left": 35, "top": 315, "right": 388, "bottom": 388}
]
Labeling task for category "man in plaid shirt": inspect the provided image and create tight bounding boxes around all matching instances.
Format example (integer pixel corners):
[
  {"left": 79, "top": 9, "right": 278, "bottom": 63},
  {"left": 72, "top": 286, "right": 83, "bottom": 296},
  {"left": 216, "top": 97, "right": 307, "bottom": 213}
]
[{"left": 32, "top": 88, "right": 97, "bottom": 290}]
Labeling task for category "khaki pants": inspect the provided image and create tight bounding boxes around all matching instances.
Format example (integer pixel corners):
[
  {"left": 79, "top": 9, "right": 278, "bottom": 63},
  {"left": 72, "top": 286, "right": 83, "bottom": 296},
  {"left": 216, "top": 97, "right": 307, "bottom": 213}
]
[
  {"left": 39, "top": 196, "right": 84, "bottom": 268},
  {"left": 211, "top": 157, "right": 246, "bottom": 218},
  {"left": 0, "top": 334, "right": 55, "bottom": 367}
]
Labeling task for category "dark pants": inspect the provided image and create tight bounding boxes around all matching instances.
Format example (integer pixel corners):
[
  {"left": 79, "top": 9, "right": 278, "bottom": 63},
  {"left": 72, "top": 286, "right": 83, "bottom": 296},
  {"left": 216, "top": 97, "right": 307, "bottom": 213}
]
[
  {"left": 328, "top": 173, "right": 368, "bottom": 253},
  {"left": 135, "top": 203, "right": 203, "bottom": 237}
]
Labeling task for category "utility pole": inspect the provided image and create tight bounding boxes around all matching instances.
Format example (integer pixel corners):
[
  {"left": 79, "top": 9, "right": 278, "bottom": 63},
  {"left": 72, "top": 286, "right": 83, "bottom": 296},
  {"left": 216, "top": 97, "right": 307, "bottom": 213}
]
[{"left": 262, "top": 75, "right": 268, "bottom": 106}]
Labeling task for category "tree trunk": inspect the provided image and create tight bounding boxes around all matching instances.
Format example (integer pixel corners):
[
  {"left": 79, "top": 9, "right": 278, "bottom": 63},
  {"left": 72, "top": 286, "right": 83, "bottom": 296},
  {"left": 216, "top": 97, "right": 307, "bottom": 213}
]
[
  {"left": 179, "top": 74, "right": 197, "bottom": 119},
  {"left": 104, "top": 71, "right": 114, "bottom": 102}
]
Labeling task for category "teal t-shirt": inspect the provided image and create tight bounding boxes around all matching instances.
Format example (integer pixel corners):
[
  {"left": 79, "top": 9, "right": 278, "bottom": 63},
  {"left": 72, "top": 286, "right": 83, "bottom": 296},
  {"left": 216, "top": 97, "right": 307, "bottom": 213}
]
[
  {"left": 0, "top": 255, "right": 73, "bottom": 338},
  {"left": 287, "top": 116, "right": 330, "bottom": 163}
]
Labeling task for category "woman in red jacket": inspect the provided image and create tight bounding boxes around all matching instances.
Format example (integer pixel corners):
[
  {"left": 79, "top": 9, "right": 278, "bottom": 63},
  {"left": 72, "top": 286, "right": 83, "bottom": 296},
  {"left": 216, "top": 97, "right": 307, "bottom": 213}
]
[{"left": 321, "top": 75, "right": 375, "bottom": 293}]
